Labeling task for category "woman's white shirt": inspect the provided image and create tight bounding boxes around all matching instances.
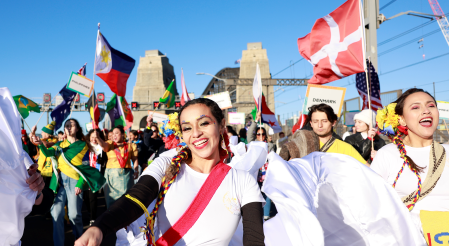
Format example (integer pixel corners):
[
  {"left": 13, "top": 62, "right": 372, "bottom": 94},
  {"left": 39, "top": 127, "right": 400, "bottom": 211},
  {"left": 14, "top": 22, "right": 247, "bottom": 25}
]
[
  {"left": 371, "top": 143, "right": 449, "bottom": 229},
  {"left": 141, "top": 156, "right": 264, "bottom": 246}
]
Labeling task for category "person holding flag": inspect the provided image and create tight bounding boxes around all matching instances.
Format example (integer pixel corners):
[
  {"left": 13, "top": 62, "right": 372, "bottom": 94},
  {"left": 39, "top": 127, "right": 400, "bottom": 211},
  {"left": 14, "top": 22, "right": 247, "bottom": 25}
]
[
  {"left": 91, "top": 125, "right": 139, "bottom": 208},
  {"left": 29, "top": 121, "right": 59, "bottom": 182},
  {"left": 31, "top": 119, "right": 105, "bottom": 245}
]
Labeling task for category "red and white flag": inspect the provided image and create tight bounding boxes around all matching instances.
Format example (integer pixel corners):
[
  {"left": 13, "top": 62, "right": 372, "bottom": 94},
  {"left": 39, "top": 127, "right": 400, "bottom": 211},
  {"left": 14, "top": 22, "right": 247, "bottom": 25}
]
[
  {"left": 253, "top": 63, "right": 262, "bottom": 112},
  {"left": 180, "top": 68, "right": 190, "bottom": 106},
  {"left": 297, "top": 0, "right": 365, "bottom": 84}
]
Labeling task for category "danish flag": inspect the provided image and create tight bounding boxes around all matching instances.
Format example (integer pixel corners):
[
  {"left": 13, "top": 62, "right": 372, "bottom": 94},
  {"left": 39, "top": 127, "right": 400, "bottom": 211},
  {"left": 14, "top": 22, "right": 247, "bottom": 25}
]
[{"left": 297, "top": 0, "right": 365, "bottom": 84}]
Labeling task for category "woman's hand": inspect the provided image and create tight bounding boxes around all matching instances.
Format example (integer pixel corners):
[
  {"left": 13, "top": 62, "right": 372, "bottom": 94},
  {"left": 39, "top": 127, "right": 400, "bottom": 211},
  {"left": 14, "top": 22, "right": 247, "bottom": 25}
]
[
  {"left": 371, "top": 150, "right": 378, "bottom": 160},
  {"left": 255, "top": 111, "right": 261, "bottom": 122},
  {"left": 368, "top": 128, "right": 377, "bottom": 139},
  {"left": 75, "top": 187, "right": 82, "bottom": 196},
  {"left": 74, "top": 226, "right": 103, "bottom": 246},
  {"left": 27, "top": 164, "right": 44, "bottom": 192}
]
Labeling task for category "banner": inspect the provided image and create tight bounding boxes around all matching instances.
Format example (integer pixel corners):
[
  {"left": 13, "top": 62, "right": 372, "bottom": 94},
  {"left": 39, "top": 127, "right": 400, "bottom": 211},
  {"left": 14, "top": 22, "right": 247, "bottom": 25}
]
[
  {"left": 344, "top": 110, "right": 361, "bottom": 126},
  {"left": 437, "top": 101, "right": 449, "bottom": 120},
  {"left": 303, "top": 84, "right": 346, "bottom": 117},
  {"left": 67, "top": 72, "right": 94, "bottom": 97},
  {"left": 204, "top": 91, "right": 232, "bottom": 109},
  {"left": 149, "top": 111, "right": 169, "bottom": 123},
  {"left": 228, "top": 112, "right": 245, "bottom": 125},
  {"left": 85, "top": 122, "right": 93, "bottom": 132},
  {"left": 420, "top": 210, "right": 449, "bottom": 245}
]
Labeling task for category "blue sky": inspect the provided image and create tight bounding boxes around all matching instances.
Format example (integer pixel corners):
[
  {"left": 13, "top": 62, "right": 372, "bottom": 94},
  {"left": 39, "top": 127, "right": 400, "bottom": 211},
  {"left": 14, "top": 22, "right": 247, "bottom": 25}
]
[{"left": 1, "top": 0, "right": 449, "bottom": 133}]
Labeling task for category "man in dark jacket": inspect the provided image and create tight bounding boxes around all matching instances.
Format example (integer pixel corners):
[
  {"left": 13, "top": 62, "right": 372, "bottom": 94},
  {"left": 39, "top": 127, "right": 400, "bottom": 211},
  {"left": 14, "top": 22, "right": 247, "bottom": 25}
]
[{"left": 141, "top": 116, "right": 164, "bottom": 169}]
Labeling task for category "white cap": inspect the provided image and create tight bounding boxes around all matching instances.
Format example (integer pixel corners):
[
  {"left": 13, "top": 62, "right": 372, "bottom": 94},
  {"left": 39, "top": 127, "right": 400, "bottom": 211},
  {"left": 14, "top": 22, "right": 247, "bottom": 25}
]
[{"left": 353, "top": 109, "right": 377, "bottom": 128}]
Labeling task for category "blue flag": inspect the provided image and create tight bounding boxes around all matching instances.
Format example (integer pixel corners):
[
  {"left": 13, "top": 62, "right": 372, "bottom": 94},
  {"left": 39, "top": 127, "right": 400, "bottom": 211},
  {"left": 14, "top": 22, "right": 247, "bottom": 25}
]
[{"left": 51, "top": 84, "right": 77, "bottom": 131}]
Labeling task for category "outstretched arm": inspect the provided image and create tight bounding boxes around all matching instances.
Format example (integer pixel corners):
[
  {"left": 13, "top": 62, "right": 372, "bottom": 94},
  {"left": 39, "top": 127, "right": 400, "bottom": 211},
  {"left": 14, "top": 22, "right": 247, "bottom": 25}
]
[{"left": 75, "top": 175, "right": 159, "bottom": 246}]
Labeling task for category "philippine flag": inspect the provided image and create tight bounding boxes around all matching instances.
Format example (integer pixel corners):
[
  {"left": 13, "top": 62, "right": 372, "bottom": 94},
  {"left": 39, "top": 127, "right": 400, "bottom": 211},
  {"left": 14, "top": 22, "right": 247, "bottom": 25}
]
[{"left": 94, "top": 31, "right": 136, "bottom": 97}]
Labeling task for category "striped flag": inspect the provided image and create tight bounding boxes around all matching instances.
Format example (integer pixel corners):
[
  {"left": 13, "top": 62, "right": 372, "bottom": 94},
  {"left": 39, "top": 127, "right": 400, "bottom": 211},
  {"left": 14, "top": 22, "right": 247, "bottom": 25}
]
[
  {"left": 180, "top": 68, "right": 190, "bottom": 106},
  {"left": 78, "top": 63, "right": 87, "bottom": 76},
  {"left": 356, "top": 60, "right": 382, "bottom": 111}
]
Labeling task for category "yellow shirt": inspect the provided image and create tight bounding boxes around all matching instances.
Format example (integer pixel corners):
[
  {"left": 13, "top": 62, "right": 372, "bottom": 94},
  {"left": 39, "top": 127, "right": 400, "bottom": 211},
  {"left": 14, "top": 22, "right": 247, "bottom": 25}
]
[
  {"left": 105, "top": 140, "right": 138, "bottom": 169},
  {"left": 37, "top": 137, "right": 59, "bottom": 177},
  {"left": 320, "top": 139, "right": 367, "bottom": 164},
  {"left": 55, "top": 140, "right": 88, "bottom": 180}
]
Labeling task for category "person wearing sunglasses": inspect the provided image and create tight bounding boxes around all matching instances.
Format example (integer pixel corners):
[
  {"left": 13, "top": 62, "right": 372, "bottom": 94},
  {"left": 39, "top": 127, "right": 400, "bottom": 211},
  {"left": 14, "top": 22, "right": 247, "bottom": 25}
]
[{"left": 247, "top": 111, "right": 275, "bottom": 153}]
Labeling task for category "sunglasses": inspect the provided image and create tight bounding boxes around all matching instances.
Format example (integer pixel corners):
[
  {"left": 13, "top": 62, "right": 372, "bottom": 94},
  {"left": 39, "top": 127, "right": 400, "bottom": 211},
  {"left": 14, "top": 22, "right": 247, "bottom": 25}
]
[{"left": 256, "top": 133, "right": 266, "bottom": 136}]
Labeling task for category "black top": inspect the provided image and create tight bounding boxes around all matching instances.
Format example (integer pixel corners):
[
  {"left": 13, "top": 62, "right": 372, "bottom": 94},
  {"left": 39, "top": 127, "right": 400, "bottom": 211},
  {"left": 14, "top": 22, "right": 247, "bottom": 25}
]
[
  {"left": 140, "top": 129, "right": 164, "bottom": 165},
  {"left": 344, "top": 132, "right": 386, "bottom": 163},
  {"left": 93, "top": 175, "right": 265, "bottom": 245}
]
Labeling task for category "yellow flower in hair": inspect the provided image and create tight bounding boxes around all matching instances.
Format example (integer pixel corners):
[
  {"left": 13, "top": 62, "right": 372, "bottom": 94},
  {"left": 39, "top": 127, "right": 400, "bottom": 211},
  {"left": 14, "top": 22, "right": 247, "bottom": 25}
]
[
  {"left": 387, "top": 103, "right": 397, "bottom": 115},
  {"left": 376, "top": 107, "right": 387, "bottom": 130}
]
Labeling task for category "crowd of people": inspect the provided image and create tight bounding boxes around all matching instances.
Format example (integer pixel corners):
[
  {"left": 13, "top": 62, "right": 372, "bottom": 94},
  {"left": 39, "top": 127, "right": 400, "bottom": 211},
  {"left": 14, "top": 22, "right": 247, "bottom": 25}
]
[{"left": 3, "top": 87, "right": 448, "bottom": 246}]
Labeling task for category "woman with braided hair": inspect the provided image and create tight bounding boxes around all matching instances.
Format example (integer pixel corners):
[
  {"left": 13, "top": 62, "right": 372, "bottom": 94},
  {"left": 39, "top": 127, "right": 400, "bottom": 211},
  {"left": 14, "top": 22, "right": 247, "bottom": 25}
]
[
  {"left": 371, "top": 88, "right": 449, "bottom": 232},
  {"left": 75, "top": 98, "right": 266, "bottom": 246}
]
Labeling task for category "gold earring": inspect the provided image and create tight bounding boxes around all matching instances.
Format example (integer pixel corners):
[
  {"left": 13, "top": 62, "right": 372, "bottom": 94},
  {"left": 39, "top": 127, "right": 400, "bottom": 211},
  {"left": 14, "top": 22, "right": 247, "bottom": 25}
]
[{"left": 221, "top": 134, "right": 228, "bottom": 155}]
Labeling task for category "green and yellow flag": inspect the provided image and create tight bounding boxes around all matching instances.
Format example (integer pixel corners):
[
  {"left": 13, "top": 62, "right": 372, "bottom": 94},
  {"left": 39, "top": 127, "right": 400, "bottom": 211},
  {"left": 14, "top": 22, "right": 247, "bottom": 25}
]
[
  {"left": 159, "top": 79, "right": 176, "bottom": 108},
  {"left": 13, "top": 95, "right": 40, "bottom": 119}
]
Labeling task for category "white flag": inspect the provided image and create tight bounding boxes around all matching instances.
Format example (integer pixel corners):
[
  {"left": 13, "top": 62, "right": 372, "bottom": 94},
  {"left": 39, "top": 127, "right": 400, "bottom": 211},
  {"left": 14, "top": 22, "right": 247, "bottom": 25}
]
[{"left": 252, "top": 63, "right": 262, "bottom": 111}]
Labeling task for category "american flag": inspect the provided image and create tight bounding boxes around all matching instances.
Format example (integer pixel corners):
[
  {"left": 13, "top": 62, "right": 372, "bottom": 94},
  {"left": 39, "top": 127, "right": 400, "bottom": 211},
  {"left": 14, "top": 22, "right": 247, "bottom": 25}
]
[
  {"left": 355, "top": 60, "right": 382, "bottom": 111},
  {"left": 78, "top": 62, "right": 87, "bottom": 76}
]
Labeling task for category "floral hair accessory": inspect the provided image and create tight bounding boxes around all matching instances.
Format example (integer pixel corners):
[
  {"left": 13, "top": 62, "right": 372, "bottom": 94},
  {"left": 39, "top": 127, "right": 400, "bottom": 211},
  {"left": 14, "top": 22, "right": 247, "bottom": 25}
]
[
  {"left": 160, "top": 112, "right": 183, "bottom": 149},
  {"left": 376, "top": 103, "right": 400, "bottom": 137}
]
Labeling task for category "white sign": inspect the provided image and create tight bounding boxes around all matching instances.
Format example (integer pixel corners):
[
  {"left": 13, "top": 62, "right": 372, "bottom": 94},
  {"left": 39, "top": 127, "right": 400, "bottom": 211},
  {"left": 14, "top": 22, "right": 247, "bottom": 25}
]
[
  {"left": 85, "top": 122, "right": 93, "bottom": 132},
  {"left": 228, "top": 112, "right": 245, "bottom": 125},
  {"left": 55, "top": 96, "right": 64, "bottom": 106},
  {"left": 303, "top": 84, "right": 346, "bottom": 117},
  {"left": 205, "top": 91, "right": 233, "bottom": 109},
  {"left": 67, "top": 72, "right": 94, "bottom": 97},
  {"left": 437, "top": 101, "right": 449, "bottom": 120},
  {"left": 149, "top": 111, "right": 169, "bottom": 123},
  {"left": 344, "top": 111, "right": 361, "bottom": 126}
]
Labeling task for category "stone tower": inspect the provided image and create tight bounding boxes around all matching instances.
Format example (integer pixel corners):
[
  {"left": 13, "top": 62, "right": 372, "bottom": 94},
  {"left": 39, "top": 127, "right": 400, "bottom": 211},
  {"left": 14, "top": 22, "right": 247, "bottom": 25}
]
[
  {"left": 131, "top": 50, "right": 178, "bottom": 129},
  {"left": 236, "top": 42, "right": 274, "bottom": 119}
]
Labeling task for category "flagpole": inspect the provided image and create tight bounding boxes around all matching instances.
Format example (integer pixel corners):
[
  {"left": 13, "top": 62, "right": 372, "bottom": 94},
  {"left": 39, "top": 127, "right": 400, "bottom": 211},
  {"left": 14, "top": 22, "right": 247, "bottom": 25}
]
[
  {"left": 68, "top": 93, "right": 78, "bottom": 119},
  {"left": 21, "top": 115, "right": 32, "bottom": 132},
  {"left": 366, "top": 57, "right": 374, "bottom": 151},
  {"left": 359, "top": 0, "right": 374, "bottom": 151},
  {"left": 92, "top": 23, "right": 100, "bottom": 129}
]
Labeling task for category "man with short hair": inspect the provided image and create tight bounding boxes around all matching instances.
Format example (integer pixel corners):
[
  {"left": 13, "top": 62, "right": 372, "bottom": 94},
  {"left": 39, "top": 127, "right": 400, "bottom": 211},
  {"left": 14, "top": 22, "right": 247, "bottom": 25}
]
[{"left": 307, "top": 103, "right": 367, "bottom": 165}]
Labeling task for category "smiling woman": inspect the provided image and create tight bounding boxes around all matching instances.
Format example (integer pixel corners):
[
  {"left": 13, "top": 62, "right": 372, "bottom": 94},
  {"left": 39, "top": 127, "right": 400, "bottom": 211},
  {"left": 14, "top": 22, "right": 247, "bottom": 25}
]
[
  {"left": 76, "top": 98, "right": 265, "bottom": 246},
  {"left": 371, "top": 88, "right": 449, "bottom": 235}
]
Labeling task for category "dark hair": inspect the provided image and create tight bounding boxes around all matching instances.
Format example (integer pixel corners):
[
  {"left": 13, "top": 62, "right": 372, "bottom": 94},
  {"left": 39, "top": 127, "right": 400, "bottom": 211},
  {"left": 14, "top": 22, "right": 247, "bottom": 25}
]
[
  {"left": 130, "top": 130, "right": 138, "bottom": 136},
  {"left": 392, "top": 88, "right": 437, "bottom": 173},
  {"left": 57, "top": 131, "right": 64, "bottom": 135},
  {"left": 256, "top": 127, "right": 267, "bottom": 136},
  {"left": 394, "top": 88, "right": 437, "bottom": 116},
  {"left": 64, "top": 119, "right": 93, "bottom": 152},
  {"left": 166, "top": 98, "right": 229, "bottom": 181},
  {"left": 178, "top": 98, "right": 225, "bottom": 131},
  {"left": 227, "top": 126, "right": 238, "bottom": 136},
  {"left": 238, "top": 128, "right": 247, "bottom": 139},
  {"left": 86, "top": 129, "right": 106, "bottom": 143},
  {"left": 306, "top": 103, "right": 338, "bottom": 125}
]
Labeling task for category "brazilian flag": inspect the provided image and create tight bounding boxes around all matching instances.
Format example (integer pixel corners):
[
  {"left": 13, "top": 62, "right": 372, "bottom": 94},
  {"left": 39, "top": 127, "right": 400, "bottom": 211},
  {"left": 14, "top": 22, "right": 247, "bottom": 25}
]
[
  {"left": 159, "top": 79, "right": 176, "bottom": 108},
  {"left": 13, "top": 95, "right": 40, "bottom": 119}
]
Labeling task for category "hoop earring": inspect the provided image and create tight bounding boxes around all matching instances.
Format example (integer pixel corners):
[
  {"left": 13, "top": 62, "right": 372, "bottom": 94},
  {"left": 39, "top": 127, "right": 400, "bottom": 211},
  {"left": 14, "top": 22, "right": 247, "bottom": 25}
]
[{"left": 221, "top": 134, "right": 228, "bottom": 155}]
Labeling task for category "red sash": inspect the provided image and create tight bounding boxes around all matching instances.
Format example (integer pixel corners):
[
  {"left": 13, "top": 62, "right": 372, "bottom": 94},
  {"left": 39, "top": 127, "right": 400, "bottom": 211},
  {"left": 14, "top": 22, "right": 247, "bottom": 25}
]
[
  {"left": 155, "top": 162, "right": 231, "bottom": 246},
  {"left": 113, "top": 142, "right": 129, "bottom": 168}
]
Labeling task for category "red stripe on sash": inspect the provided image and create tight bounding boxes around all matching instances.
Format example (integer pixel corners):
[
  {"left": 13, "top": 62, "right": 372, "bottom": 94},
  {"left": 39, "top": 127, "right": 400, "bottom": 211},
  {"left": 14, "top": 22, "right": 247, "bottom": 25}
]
[{"left": 156, "top": 162, "right": 231, "bottom": 246}]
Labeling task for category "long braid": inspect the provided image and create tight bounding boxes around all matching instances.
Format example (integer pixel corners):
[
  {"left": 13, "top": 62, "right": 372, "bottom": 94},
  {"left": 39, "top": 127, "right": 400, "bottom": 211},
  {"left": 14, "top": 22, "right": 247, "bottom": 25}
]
[
  {"left": 390, "top": 134, "right": 422, "bottom": 211},
  {"left": 145, "top": 148, "right": 189, "bottom": 245}
]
